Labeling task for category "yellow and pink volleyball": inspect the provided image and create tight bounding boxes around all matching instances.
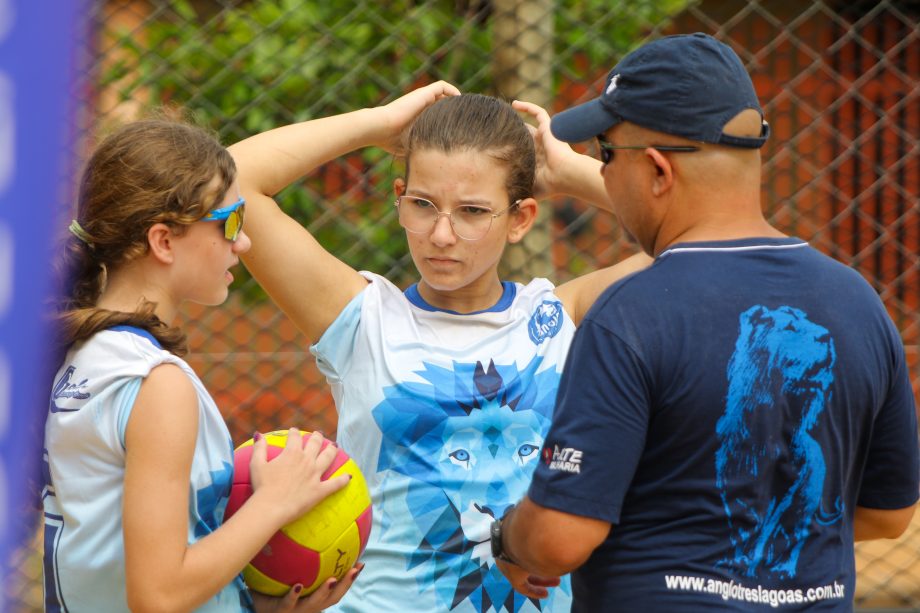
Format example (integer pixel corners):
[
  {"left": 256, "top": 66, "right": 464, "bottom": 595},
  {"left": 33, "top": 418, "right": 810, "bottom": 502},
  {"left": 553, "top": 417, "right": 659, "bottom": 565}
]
[{"left": 223, "top": 430, "right": 372, "bottom": 596}]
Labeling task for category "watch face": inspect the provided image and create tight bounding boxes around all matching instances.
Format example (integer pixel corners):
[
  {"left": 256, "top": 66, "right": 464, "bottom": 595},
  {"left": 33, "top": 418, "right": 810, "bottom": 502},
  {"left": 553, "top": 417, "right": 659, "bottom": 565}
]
[
  {"left": 490, "top": 518, "right": 503, "bottom": 558},
  {"left": 491, "top": 518, "right": 516, "bottom": 564},
  {"left": 490, "top": 505, "right": 517, "bottom": 563}
]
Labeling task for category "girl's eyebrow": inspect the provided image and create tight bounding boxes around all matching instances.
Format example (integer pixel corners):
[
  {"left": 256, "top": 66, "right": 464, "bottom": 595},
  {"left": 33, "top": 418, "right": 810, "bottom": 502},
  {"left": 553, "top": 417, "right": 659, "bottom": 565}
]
[{"left": 405, "top": 190, "right": 495, "bottom": 207}]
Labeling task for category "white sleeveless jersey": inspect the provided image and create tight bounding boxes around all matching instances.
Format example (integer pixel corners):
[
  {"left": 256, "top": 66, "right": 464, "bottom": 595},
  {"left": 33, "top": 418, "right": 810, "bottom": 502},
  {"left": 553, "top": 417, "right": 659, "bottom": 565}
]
[
  {"left": 42, "top": 326, "right": 250, "bottom": 612},
  {"left": 313, "top": 273, "right": 575, "bottom": 613}
]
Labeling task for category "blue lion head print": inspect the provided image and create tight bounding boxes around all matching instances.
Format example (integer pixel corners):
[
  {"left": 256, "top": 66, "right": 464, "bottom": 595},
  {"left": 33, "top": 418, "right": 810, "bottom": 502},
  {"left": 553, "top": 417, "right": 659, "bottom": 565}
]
[
  {"left": 372, "top": 356, "right": 566, "bottom": 612},
  {"left": 715, "top": 305, "right": 842, "bottom": 580}
]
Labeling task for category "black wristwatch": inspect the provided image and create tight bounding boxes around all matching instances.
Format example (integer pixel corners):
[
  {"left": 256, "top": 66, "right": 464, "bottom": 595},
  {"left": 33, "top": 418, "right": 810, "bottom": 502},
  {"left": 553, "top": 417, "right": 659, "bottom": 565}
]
[{"left": 490, "top": 504, "right": 516, "bottom": 564}]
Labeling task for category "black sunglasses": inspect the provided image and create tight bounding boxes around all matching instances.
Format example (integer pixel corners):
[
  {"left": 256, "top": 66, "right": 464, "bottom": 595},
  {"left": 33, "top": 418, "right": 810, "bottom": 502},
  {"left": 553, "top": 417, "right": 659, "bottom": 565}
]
[{"left": 596, "top": 136, "right": 700, "bottom": 165}]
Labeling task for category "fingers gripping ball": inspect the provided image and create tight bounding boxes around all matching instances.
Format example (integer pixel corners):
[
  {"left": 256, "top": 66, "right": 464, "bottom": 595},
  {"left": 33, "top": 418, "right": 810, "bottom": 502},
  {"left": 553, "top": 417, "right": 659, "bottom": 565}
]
[{"left": 223, "top": 430, "right": 372, "bottom": 596}]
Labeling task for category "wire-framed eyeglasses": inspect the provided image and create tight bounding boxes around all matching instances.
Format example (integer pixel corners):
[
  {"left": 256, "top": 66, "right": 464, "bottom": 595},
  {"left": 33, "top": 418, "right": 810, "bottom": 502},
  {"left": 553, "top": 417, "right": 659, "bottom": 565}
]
[
  {"left": 395, "top": 195, "right": 521, "bottom": 241},
  {"left": 596, "top": 136, "right": 700, "bottom": 165}
]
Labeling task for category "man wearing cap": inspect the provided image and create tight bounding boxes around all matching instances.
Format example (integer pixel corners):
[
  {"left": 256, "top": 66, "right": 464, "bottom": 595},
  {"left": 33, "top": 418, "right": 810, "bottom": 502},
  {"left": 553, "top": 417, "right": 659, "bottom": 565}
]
[{"left": 491, "top": 33, "right": 919, "bottom": 610}]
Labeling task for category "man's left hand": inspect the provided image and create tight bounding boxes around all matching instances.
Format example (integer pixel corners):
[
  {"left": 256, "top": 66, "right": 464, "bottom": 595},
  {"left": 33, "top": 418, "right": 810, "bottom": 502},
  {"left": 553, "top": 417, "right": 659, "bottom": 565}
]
[{"left": 494, "top": 559, "right": 561, "bottom": 601}]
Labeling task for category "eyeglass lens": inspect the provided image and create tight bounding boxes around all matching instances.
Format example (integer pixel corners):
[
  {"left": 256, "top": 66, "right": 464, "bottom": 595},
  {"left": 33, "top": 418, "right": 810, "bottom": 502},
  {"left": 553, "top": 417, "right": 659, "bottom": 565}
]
[
  {"left": 597, "top": 137, "right": 612, "bottom": 165},
  {"left": 224, "top": 206, "right": 244, "bottom": 241},
  {"left": 203, "top": 196, "right": 245, "bottom": 242},
  {"left": 397, "top": 196, "right": 496, "bottom": 241}
]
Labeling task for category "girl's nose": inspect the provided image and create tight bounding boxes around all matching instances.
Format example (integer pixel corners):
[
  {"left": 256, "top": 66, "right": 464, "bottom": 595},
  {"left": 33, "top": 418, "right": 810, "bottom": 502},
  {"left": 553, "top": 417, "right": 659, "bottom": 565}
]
[
  {"left": 232, "top": 229, "right": 252, "bottom": 253},
  {"left": 429, "top": 213, "right": 457, "bottom": 246}
]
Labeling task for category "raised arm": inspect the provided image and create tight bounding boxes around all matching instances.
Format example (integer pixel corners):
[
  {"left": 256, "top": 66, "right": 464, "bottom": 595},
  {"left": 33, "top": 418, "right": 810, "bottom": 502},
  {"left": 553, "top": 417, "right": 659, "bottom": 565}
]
[
  {"left": 229, "top": 81, "right": 459, "bottom": 342},
  {"left": 513, "top": 99, "right": 653, "bottom": 325},
  {"left": 512, "top": 99, "right": 612, "bottom": 212}
]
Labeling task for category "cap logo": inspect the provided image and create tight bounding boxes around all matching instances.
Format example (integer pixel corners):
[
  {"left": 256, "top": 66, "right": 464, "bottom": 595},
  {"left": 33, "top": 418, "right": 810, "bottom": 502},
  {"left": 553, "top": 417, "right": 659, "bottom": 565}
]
[{"left": 605, "top": 74, "right": 620, "bottom": 96}]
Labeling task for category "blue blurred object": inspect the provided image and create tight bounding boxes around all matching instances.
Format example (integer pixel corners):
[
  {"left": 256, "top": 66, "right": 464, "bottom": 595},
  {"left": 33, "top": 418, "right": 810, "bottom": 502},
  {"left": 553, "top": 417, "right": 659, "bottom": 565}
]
[{"left": 0, "top": 1, "right": 87, "bottom": 608}]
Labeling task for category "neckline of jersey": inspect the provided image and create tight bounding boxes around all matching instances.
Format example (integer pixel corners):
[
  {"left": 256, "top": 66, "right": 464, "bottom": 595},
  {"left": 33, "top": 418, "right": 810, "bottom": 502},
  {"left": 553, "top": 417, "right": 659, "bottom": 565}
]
[
  {"left": 658, "top": 237, "right": 808, "bottom": 258},
  {"left": 404, "top": 280, "right": 517, "bottom": 315},
  {"left": 107, "top": 325, "right": 163, "bottom": 348}
]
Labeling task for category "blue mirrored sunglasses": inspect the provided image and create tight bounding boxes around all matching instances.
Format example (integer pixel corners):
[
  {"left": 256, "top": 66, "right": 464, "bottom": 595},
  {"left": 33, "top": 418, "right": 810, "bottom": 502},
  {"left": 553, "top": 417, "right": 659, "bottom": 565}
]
[{"left": 202, "top": 196, "right": 245, "bottom": 241}]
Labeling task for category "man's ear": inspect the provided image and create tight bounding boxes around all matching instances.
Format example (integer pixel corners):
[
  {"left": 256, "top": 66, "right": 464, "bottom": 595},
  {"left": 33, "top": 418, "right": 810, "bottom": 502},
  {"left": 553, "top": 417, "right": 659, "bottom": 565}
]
[
  {"left": 507, "top": 197, "right": 538, "bottom": 244},
  {"left": 147, "top": 223, "right": 176, "bottom": 264},
  {"left": 646, "top": 149, "right": 674, "bottom": 197},
  {"left": 393, "top": 177, "right": 406, "bottom": 198}
]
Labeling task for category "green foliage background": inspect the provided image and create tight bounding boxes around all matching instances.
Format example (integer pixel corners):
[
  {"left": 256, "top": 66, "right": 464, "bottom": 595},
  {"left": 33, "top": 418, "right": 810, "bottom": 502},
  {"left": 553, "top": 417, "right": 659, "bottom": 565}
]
[{"left": 102, "top": 0, "right": 690, "bottom": 298}]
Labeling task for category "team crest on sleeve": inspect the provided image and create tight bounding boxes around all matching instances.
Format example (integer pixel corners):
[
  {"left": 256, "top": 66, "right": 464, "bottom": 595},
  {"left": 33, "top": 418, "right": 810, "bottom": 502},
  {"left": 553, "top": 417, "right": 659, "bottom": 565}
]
[{"left": 527, "top": 300, "right": 564, "bottom": 345}]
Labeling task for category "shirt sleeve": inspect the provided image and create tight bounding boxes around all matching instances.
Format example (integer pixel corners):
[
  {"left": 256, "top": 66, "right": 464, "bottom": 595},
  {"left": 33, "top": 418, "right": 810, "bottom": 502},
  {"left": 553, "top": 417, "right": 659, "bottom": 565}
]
[
  {"left": 856, "top": 326, "right": 920, "bottom": 509},
  {"left": 115, "top": 377, "right": 143, "bottom": 449},
  {"left": 310, "top": 289, "right": 366, "bottom": 382},
  {"left": 528, "top": 317, "right": 651, "bottom": 524}
]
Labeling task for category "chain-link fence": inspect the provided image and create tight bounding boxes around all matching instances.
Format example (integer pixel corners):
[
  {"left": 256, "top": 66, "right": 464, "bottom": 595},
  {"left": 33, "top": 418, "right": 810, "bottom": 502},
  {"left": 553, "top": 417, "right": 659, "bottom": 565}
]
[{"left": 5, "top": 0, "right": 919, "bottom": 610}]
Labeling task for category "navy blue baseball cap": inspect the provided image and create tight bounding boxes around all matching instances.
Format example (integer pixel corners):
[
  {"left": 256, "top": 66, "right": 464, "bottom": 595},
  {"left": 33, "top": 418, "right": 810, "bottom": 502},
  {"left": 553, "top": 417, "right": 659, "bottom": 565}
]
[{"left": 551, "top": 33, "right": 769, "bottom": 148}]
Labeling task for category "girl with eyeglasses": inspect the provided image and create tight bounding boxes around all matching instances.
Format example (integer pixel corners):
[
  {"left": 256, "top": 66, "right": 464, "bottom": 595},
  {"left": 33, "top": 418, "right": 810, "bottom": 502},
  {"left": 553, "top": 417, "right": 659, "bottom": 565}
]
[
  {"left": 230, "top": 84, "right": 650, "bottom": 613},
  {"left": 45, "top": 118, "right": 359, "bottom": 612}
]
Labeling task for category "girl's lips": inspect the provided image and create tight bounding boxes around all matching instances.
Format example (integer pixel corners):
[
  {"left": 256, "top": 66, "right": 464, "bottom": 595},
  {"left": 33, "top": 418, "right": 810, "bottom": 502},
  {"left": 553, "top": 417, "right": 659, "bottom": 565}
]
[
  {"left": 428, "top": 257, "right": 459, "bottom": 266},
  {"left": 226, "top": 259, "right": 240, "bottom": 283}
]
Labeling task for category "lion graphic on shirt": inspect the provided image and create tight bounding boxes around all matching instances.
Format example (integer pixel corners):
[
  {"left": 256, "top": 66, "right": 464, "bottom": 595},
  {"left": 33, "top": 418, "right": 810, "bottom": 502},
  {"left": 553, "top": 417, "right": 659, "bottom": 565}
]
[
  {"left": 715, "top": 305, "right": 843, "bottom": 579},
  {"left": 372, "top": 357, "right": 569, "bottom": 612}
]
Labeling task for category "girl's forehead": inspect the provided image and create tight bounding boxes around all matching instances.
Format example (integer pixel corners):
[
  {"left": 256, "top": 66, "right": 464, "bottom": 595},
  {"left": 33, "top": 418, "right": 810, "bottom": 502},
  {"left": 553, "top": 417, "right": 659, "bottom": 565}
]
[
  {"left": 407, "top": 148, "right": 509, "bottom": 190},
  {"left": 409, "top": 146, "right": 492, "bottom": 164}
]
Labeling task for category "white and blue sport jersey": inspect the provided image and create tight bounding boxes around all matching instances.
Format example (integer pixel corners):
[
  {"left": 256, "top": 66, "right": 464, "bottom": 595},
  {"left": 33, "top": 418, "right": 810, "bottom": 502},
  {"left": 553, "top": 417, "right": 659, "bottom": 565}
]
[
  {"left": 42, "top": 326, "right": 250, "bottom": 613},
  {"left": 313, "top": 272, "right": 575, "bottom": 613}
]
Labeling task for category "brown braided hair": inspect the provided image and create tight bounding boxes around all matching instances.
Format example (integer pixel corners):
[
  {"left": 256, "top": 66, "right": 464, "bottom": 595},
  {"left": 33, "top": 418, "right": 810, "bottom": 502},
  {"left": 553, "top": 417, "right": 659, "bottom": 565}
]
[{"left": 55, "top": 117, "right": 236, "bottom": 355}]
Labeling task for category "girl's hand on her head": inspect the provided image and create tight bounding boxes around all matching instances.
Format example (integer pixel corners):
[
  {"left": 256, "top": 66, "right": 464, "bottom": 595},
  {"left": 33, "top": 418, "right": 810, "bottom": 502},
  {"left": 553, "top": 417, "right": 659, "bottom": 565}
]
[
  {"left": 250, "top": 562, "right": 365, "bottom": 613},
  {"left": 512, "top": 99, "right": 580, "bottom": 199},
  {"left": 374, "top": 80, "right": 461, "bottom": 154},
  {"left": 249, "top": 428, "right": 351, "bottom": 527}
]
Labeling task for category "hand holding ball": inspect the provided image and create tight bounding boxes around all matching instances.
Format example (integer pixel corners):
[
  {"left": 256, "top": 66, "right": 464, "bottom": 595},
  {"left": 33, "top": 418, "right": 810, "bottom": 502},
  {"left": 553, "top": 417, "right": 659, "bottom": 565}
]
[{"left": 224, "top": 429, "right": 372, "bottom": 596}]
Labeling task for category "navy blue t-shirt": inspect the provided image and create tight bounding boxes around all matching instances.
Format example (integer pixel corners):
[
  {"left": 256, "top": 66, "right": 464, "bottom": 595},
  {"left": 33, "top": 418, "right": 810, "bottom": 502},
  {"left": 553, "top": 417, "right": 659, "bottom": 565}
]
[{"left": 529, "top": 237, "right": 919, "bottom": 611}]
